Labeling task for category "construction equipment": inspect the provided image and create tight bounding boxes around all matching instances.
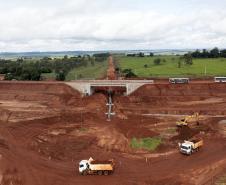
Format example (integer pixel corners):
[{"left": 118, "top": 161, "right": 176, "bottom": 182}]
[
  {"left": 79, "top": 157, "right": 115, "bottom": 176},
  {"left": 176, "top": 113, "right": 200, "bottom": 127},
  {"left": 179, "top": 139, "right": 203, "bottom": 155}
]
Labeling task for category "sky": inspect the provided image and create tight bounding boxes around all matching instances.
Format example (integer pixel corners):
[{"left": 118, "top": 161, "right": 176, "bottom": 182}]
[{"left": 0, "top": 0, "right": 226, "bottom": 52}]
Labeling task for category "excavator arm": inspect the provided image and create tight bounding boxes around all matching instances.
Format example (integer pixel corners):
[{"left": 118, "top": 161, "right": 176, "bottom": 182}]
[{"left": 176, "top": 113, "right": 199, "bottom": 127}]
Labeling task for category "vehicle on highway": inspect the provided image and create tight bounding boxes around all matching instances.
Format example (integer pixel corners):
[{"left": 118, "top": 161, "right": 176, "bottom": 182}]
[
  {"left": 79, "top": 157, "right": 115, "bottom": 176},
  {"left": 179, "top": 139, "right": 203, "bottom": 155},
  {"left": 214, "top": 77, "right": 226, "bottom": 83},
  {"left": 169, "top": 78, "right": 189, "bottom": 84}
]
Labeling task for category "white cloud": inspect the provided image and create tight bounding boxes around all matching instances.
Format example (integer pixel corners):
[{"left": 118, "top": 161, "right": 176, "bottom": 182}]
[{"left": 0, "top": 0, "right": 226, "bottom": 51}]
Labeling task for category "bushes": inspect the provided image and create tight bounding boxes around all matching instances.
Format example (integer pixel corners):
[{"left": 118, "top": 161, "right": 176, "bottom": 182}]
[{"left": 122, "top": 69, "right": 137, "bottom": 78}]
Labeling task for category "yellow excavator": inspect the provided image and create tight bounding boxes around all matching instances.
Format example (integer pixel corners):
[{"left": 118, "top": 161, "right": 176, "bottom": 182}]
[{"left": 176, "top": 113, "right": 200, "bottom": 127}]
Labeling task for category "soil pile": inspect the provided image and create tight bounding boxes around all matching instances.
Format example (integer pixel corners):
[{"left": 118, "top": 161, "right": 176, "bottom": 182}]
[{"left": 172, "top": 127, "right": 199, "bottom": 141}]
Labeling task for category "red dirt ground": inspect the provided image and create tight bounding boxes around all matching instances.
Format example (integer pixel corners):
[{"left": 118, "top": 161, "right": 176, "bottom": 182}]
[
  {"left": 0, "top": 81, "right": 226, "bottom": 185},
  {"left": 107, "top": 56, "right": 117, "bottom": 80}
]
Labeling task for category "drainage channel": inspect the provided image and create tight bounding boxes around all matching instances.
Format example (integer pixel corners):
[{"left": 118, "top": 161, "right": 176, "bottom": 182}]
[{"left": 106, "top": 90, "right": 115, "bottom": 121}]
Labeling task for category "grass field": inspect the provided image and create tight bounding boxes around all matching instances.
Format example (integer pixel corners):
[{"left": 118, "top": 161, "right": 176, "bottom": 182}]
[
  {"left": 117, "top": 56, "right": 226, "bottom": 78},
  {"left": 130, "top": 137, "right": 162, "bottom": 151},
  {"left": 66, "top": 61, "right": 107, "bottom": 80},
  {"left": 41, "top": 61, "right": 107, "bottom": 81}
]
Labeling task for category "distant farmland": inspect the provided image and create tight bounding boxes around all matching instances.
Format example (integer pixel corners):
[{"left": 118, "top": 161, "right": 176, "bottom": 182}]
[
  {"left": 117, "top": 56, "right": 226, "bottom": 78},
  {"left": 66, "top": 60, "right": 108, "bottom": 80}
]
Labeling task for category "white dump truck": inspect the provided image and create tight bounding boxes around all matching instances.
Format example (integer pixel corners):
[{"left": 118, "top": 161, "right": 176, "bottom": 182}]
[
  {"left": 179, "top": 139, "right": 203, "bottom": 155},
  {"left": 79, "top": 157, "right": 115, "bottom": 175}
]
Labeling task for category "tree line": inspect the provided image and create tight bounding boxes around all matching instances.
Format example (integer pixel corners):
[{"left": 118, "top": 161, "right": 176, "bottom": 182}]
[
  {"left": 0, "top": 53, "right": 109, "bottom": 81},
  {"left": 191, "top": 47, "right": 226, "bottom": 58}
]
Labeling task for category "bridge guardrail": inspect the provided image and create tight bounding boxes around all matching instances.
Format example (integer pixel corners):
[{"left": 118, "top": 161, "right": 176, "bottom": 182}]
[{"left": 69, "top": 80, "right": 154, "bottom": 84}]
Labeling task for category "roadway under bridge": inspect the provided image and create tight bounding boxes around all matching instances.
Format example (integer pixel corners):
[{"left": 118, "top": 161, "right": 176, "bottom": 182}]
[{"left": 66, "top": 80, "right": 154, "bottom": 96}]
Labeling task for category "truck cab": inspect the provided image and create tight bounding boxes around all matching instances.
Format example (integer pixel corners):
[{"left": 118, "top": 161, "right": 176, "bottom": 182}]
[
  {"left": 79, "top": 160, "right": 89, "bottom": 174},
  {"left": 180, "top": 143, "right": 192, "bottom": 155}
]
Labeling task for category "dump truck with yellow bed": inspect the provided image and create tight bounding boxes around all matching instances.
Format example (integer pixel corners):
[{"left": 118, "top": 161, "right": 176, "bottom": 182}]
[
  {"left": 79, "top": 157, "right": 115, "bottom": 175},
  {"left": 179, "top": 139, "right": 203, "bottom": 155}
]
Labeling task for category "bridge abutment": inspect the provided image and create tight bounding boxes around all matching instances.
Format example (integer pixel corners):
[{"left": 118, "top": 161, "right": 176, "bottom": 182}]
[{"left": 66, "top": 80, "right": 154, "bottom": 96}]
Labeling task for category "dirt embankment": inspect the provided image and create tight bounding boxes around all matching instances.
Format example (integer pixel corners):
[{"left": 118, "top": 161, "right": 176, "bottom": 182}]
[
  {"left": 0, "top": 82, "right": 81, "bottom": 107},
  {"left": 0, "top": 82, "right": 83, "bottom": 122},
  {"left": 0, "top": 82, "right": 226, "bottom": 185},
  {"left": 115, "top": 83, "right": 226, "bottom": 115},
  {"left": 133, "top": 83, "right": 226, "bottom": 97}
]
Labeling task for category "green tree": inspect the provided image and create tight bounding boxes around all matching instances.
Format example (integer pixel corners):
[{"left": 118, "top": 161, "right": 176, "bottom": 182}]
[
  {"left": 20, "top": 65, "right": 41, "bottom": 80},
  {"left": 202, "top": 49, "right": 209, "bottom": 58},
  {"left": 210, "top": 47, "right": 220, "bottom": 58},
  {"left": 220, "top": 49, "right": 226, "bottom": 58},
  {"left": 56, "top": 71, "right": 66, "bottom": 81},
  {"left": 138, "top": 52, "right": 145, "bottom": 57},
  {"left": 178, "top": 60, "right": 181, "bottom": 68},
  {"left": 63, "top": 55, "right": 68, "bottom": 60},
  {"left": 122, "top": 69, "right": 137, "bottom": 78},
  {"left": 4, "top": 73, "right": 14, "bottom": 80},
  {"left": 184, "top": 53, "right": 193, "bottom": 65},
  {"left": 153, "top": 58, "right": 161, "bottom": 65}
]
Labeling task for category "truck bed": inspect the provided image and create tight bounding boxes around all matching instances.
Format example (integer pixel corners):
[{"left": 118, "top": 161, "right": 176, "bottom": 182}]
[
  {"left": 184, "top": 139, "right": 203, "bottom": 149},
  {"left": 192, "top": 140, "right": 203, "bottom": 149},
  {"left": 89, "top": 163, "right": 114, "bottom": 171},
  {"left": 90, "top": 160, "right": 114, "bottom": 165}
]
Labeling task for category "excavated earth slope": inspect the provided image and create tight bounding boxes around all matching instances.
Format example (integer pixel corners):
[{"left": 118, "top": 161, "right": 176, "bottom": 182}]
[{"left": 0, "top": 82, "right": 226, "bottom": 185}]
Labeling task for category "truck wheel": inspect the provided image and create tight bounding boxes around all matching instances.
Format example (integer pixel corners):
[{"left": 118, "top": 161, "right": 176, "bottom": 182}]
[
  {"left": 104, "top": 171, "right": 109, "bottom": 176},
  {"left": 98, "top": 171, "right": 103, "bottom": 175},
  {"left": 82, "top": 171, "right": 88, "bottom": 176}
]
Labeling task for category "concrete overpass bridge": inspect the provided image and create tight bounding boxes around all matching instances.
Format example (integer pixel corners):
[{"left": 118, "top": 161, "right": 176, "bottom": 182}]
[{"left": 66, "top": 80, "right": 154, "bottom": 96}]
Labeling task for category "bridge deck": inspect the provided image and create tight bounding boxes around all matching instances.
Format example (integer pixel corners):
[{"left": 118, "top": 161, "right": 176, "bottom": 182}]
[
  {"left": 66, "top": 80, "right": 154, "bottom": 96},
  {"left": 70, "top": 80, "right": 153, "bottom": 84}
]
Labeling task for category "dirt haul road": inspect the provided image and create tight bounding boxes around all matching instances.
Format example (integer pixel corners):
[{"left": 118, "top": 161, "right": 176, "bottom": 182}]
[
  {"left": 107, "top": 56, "right": 117, "bottom": 80},
  {"left": 0, "top": 81, "right": 226, "bottom": 185}
]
